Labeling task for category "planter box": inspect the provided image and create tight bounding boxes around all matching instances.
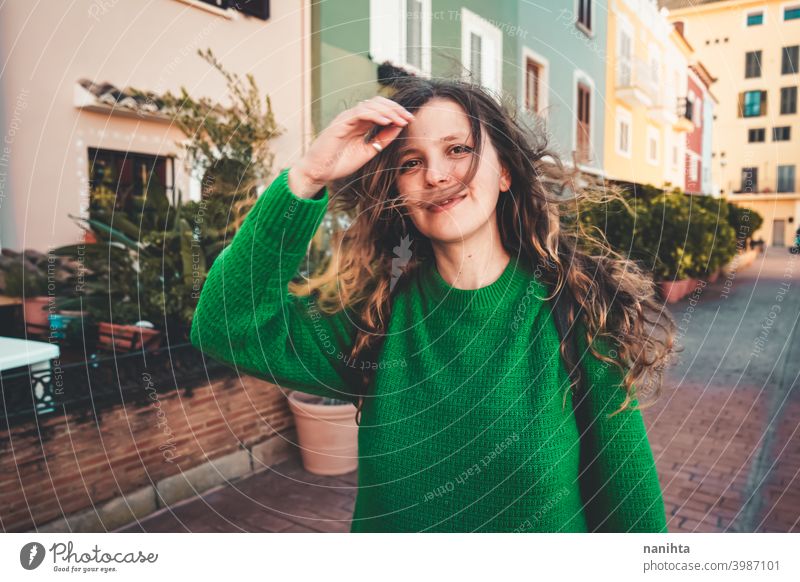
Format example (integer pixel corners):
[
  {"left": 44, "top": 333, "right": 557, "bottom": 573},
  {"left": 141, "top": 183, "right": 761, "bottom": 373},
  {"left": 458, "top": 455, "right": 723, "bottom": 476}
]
[
  {"left": 97, "top": 322, "right": 161, "bottom": 352},
  {"left": 658, "top": 279, "right": 693, "bottom": 304},
  {"left": 23, "top": 296, "right": 51, "bottom": 337}
]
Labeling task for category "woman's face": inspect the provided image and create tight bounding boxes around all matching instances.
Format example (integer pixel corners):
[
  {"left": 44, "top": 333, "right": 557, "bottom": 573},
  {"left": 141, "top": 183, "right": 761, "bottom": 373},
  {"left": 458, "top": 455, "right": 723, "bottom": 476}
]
[{"left": 394, "top": 98, "right": 511, "bottom": 244}]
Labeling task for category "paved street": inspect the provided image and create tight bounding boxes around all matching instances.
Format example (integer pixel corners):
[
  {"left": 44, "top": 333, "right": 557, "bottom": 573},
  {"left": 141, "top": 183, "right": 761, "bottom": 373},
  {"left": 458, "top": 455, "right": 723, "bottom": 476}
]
[
  {"left": 121, "top": 247, "right": 800, "bottom": 533},
  {"left": 650, "top": 246, "right": 800, "bottom": 532}
]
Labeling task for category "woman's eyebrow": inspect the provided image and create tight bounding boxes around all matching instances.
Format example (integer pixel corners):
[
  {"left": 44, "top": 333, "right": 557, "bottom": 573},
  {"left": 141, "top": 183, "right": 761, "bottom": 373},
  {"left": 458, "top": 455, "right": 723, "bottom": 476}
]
[{"left": 398, "top": 134, "right": 468, "bottom": 156}]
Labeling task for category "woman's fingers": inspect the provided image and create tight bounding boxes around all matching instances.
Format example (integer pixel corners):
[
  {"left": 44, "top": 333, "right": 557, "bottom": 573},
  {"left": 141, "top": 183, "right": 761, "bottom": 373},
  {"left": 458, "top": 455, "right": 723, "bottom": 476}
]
[
  {"left": 371, "top": 95, "right": 415, "bottom": 121},
  {"left": 359, "top": 100, "right": 410, "bottom": 127},
  {"left": 370, "top": 124, "right": 405, "bottom": 151}
]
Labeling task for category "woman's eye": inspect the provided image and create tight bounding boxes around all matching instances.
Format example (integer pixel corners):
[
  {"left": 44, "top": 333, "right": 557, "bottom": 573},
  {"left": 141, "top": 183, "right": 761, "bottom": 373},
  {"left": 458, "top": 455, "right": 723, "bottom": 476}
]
[
  {"left": 400, "top": 159, "right": 420, "bottom": 172},
  {"left": 451, "top": 145, "right": 473, "bottom": 155}
]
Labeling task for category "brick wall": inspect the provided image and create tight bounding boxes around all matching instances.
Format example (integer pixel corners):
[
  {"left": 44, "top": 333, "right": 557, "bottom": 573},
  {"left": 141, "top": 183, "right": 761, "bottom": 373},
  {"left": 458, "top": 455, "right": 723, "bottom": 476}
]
[{"left": 0, "top": 374, "right": 295, "bottom": 532}]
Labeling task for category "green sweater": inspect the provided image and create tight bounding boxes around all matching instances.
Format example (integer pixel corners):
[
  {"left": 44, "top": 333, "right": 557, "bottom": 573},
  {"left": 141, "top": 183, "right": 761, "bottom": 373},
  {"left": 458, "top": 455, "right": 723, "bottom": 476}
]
[{"left": 190, "top": 168, "right": 668, "bottom": 533}]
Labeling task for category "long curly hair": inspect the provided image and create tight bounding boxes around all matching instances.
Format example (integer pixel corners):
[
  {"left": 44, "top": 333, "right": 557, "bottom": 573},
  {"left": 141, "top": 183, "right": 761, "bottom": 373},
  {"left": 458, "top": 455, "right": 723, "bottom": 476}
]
[{"left": 289, "top": 76, "right": 677, "bottom": 425}]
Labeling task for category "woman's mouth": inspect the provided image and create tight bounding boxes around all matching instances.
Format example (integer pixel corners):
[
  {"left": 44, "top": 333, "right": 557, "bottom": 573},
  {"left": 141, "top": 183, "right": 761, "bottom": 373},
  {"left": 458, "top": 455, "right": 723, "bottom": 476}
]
[{"left": 425, "top": 193, "right": 467, "bottom": 213}]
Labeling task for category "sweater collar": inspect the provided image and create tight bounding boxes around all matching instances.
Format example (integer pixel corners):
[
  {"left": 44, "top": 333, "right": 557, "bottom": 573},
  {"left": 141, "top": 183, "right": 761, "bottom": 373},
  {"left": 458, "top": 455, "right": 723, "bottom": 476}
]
[{"left": 418, "top": 255, "right": 540, "bottom": 312}]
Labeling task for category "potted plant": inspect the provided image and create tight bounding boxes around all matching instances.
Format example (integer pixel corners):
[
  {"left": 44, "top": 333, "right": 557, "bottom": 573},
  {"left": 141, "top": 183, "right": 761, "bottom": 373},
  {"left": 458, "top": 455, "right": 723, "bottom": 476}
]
[
  {"left": 287, "top": 392, "right": 359, "bottom": 475},
  {"left": 1, "top": 250, "right": 51, "bottom": 336}
]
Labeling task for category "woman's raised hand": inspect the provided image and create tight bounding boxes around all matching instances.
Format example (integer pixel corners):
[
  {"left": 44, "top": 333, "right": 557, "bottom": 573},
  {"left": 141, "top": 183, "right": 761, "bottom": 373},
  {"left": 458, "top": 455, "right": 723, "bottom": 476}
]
[{"left": 288, "top": 96, "right": 414, "bottom": 199}]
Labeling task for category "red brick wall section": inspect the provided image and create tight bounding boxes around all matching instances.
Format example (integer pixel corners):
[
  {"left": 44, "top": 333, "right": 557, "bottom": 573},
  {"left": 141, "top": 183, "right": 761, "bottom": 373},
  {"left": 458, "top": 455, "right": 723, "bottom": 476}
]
[{"left": 0, "top": 375, "right": 294, "bottom": 532}]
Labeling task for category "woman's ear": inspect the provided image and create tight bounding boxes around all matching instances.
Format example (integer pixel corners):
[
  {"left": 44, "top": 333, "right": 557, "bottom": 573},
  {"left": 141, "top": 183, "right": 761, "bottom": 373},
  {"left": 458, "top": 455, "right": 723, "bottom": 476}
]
[{"left": 499, "top": 165, "right": 512, "bottom": 192}]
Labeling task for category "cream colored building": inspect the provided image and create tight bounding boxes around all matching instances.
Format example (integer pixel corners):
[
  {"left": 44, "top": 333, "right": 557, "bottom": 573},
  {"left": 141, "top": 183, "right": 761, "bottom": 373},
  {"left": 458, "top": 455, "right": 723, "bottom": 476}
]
[
  {"left": 1, "top": 0, "right": 313, "bottom": 252},
  {"left": 664, "top": 0, "right": 800, "bottom": 246},
  {"left": 604, "top": 0, "right": 696, "bottom": 191}
]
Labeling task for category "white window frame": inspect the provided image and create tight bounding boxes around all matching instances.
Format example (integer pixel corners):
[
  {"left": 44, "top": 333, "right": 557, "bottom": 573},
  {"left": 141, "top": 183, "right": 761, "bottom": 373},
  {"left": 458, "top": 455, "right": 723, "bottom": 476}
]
[
  {"left": 461, "top": 8, "right": 503, "bottom": 95},
  {"left": 369, "top": 0, "right": 432, "bottom": 76},
  {"left": 572, "top": 69, "right": 596, "bottom": 163},
  {"left": 615, "top": 105, "right": 632, "bottom": 158},
  {"left": 647, "top": 125, "right": 661, "bottom": 166},
  {"left": 743, "top": 8, "right": 766, "bottom": 28},
  {"left": 521, "top": 46, "right": 549, "bottom": 119},
  {"left": 616, "top": 16, "right": 634, "bottom": 86},
  {"left": 783, "top": 3, "right": 800, "bottom": 22},
  {"left": 689, "top": 152, "right": 699, "bottom": 183},
  {"left": 648, "top": 43, "right": 661, "bottom": 89},
  {"left": 575, "top": 0, "right": 594, "bottom": 37}
]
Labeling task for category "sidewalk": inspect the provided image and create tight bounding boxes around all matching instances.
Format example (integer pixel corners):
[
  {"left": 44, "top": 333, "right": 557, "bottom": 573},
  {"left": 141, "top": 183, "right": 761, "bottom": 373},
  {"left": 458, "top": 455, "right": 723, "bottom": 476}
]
[
  {"left": 118, "top": 454, "right": 356, "bottom": 533},
  {"left": 122, "top": 247, "right": 800, "bottom": 533}
]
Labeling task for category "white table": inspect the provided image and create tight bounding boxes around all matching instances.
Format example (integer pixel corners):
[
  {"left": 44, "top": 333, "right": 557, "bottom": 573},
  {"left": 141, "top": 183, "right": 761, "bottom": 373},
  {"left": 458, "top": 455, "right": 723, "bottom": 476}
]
[{"left": 0, "top": 336, "right": 60, "bottom": 413}]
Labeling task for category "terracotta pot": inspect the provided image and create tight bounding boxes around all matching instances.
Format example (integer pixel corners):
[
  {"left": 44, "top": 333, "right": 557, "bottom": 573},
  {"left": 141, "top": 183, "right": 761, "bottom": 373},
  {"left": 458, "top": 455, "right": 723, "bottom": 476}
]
[
  {"left": 23, "top": 296, "right": 51, "bottom": 336},
  {"left": 287, "top": 391, "right": 358, "bottom": 476},
  {"left": 97, "top": 322, "right": 162, "bottom": 352},
  {"left": 658, "top": 279, "right": 691, "bottom": 303},
  {"left": 707, "top": 270, "right": 720, "bottom": 284}
]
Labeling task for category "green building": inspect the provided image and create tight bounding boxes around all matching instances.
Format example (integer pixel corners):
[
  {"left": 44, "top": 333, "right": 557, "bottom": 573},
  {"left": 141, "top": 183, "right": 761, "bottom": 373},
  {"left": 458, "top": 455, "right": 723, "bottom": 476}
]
[{"left": 311, "top": 0, "right": 607, "bottom": 173}]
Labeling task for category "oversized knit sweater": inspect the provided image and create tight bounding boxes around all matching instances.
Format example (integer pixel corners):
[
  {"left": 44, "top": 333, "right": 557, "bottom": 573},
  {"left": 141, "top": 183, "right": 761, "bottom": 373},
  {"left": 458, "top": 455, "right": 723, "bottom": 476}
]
[{"left": 190, "top": 168, "right": 668, "bottom": 533}]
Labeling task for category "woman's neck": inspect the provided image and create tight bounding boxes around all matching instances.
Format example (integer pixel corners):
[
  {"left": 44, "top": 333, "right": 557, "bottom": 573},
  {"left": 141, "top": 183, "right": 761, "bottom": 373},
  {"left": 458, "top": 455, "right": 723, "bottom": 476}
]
[{"left": 430, "top": 224, "right": 511, "bottom": 291}]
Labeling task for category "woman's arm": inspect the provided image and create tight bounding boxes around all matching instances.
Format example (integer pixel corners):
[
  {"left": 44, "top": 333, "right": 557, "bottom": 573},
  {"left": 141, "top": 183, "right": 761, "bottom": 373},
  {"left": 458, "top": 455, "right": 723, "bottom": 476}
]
[
  {"left": 573, "top": 328, "right": 669, "bottom": 533},
  {"left": 190, "top": 168, "right": 360, "bottom": 404}
]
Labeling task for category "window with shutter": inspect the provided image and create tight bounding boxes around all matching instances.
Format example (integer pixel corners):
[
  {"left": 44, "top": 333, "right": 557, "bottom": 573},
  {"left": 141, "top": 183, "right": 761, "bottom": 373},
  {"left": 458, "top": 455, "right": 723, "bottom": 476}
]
[{"left": 576, "top": 83, "right": 591, "bottom": 164}]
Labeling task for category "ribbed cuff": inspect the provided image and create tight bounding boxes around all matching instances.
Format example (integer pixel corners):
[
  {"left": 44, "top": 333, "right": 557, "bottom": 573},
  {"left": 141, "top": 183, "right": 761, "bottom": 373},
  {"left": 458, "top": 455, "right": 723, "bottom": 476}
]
[{"left": 251, "top": 167, "right": 330, "bottom": 253}]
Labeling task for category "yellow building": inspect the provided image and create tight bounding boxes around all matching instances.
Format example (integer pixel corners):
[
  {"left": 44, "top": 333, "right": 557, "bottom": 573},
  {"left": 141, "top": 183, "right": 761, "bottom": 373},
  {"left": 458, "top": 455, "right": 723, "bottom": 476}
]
[
  {"left": 664, "top": 0, "right": 800, "bottom": 247},
  {"left": 604, "top": 0, "right": 695, "bottom": 190}
]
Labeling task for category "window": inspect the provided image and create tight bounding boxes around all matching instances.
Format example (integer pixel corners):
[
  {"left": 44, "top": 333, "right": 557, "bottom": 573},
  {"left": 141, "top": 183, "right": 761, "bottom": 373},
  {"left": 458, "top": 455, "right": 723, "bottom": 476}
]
[
  {"left": 523, "top": 50, "right": 548, "bottom": 116},
  {"left": 406, "top": 0, "right": 423, "bottom": 70},
  {"left": 740, "top": 90, "right": 767, "bottom": 116},
  {"left": 197, "top": 0, "right": 270, "bottom": 19},
  {"left": 576, "top": 82, "right": 592, "bottom": 163},
  {"left": 577, "top": 0, "right": 592, "bottom": 34},
  {"left": 88, "top": 148, "right": 175, "bottom": 212},
  {"left": 741, "top": 167, "right": 758, "bottom": 193},
  {"left": 646, "top": 126, "right": 660, "bottom": 165},
  {"left": 781, "top": 86, "right": 798, "bottom": 113},
  {"left": 783, "top": 45, "right": 799, "bottom": 74},
  {"left": 745, "top": 50, "right": 762, "bottom": 78},
  {"left": 748, "top": 128, "right": 766, "bottom": 142},
  {"left": 689, "top": 154, "right": 699, "bottom": 183},
  {"left": 785, "top": 5, "right": 800, "bottom": 20},
  {"left": 746, "top": 11, "right": 764, "bottom": 26},
  {"left": 615, "top": 106, "right": 632, "bottom": 157},
  {"left": 369, "top": 0, "right": 432, "bottom": 75},
  {"left": 773, "top": 126, "right": 791, "bottom": 141},
  {"left": 778, "top": 165, "right": 796, "bottom": 192},
  {"left": 649, "top": 44, "right": 661, "bottom": 88},
  {"left": 461, "top": 8, "right": 503, "bottom": 94},
  {"left": 617, "top": 24, "right": 633, "bottom": 86}
]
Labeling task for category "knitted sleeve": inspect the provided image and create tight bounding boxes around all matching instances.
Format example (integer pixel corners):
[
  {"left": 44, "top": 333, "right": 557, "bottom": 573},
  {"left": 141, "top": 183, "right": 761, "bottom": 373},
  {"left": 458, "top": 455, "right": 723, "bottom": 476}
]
[
  {"left": 190, "top": 167, "right": 360, "bottom": 405},
  {"left": 573, "top": 326, "right": 668, "bottom": 533}
]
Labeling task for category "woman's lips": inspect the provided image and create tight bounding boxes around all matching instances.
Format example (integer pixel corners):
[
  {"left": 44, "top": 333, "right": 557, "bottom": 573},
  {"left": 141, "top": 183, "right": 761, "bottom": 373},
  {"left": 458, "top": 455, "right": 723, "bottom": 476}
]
[{"left": 425, "top": 193, "right": 467, "bottom": 213}]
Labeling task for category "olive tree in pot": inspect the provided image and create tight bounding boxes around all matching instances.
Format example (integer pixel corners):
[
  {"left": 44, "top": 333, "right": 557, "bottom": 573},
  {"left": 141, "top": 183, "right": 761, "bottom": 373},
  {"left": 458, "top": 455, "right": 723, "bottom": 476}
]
[{"left": 145, "top": 48, "right": 359, "bottom": 472}]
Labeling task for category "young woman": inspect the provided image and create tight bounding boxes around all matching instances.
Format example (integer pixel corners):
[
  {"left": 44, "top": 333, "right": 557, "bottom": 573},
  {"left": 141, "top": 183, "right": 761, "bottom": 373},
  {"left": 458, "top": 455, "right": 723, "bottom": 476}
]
[{"left": 190, "top": 77, "right": 677, "bottom": 533}]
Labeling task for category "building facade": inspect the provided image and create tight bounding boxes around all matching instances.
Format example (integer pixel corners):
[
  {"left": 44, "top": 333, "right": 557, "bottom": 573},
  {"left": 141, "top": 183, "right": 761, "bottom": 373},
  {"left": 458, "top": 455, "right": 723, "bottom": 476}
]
[
  {"left": 684, "top": 62, "right": 718, "bottom": 195},
  {"left": 604, "top": 0, "right": 698, "bottom": 191},
  {"left": 312, "top": 0, "right": 608, "bottom": 175},
  {"left": 1, "top": 0, "right": 312, "bottom": 252},
  {"left": 664, "top": 0, "right": 800, "bottom": 246}
]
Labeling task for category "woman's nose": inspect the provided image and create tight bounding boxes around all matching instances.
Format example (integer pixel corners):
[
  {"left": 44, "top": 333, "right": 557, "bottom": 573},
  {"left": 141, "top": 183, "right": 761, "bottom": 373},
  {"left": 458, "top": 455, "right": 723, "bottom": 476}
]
[{"left": 424, "top": 159, "right": 452, "bottom": 186}]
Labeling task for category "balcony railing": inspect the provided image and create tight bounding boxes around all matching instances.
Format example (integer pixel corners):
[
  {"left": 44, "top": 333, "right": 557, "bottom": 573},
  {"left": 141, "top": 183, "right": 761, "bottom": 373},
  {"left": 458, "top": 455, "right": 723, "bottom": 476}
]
[
  {"left": 677, "top": 97, "right": 694, "bottom": 121},
  {"left": 616, "top": 57, "right": 658, "bottom": 106}
]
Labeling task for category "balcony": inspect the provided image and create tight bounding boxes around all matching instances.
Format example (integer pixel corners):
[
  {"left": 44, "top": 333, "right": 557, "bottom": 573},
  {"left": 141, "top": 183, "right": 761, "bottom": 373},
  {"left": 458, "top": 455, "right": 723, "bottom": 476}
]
[
  {"left": 615, "top": 57, "right": 657, "bottom": 108},
  {"left": 675, "top": 97, "right": 695, "bottom": 133},
  {"left": 648, "top": 91, "right": 679, "bottom": 126}
]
